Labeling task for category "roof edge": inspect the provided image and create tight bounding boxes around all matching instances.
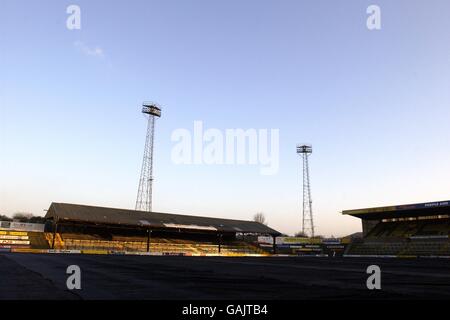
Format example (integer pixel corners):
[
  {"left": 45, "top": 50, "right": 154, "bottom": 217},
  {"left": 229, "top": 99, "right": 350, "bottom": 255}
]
[{"left": 343, "top": 200, "right": 450, "bottom": 217}]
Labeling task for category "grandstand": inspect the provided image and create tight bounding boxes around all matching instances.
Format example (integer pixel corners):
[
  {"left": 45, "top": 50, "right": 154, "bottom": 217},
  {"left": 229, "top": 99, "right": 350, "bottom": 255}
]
[
  {"left": 344, "top": 200, "right": 450, "bottom": 257},
  {"left": 42, "top": 202, "right": 280, "bottom": 256}
]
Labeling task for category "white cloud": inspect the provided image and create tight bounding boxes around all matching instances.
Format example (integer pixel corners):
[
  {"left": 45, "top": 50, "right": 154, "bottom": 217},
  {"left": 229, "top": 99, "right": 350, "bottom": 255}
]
[{"left": 74, "top": 41, "right": 105, "bottom": 58}]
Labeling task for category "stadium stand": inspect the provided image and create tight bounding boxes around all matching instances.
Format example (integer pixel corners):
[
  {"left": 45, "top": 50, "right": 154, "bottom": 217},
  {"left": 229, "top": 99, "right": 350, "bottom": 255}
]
[
  {"left": 45, "top": 232, "right": 267, "bottom": 255},
  {"left": 343, "top": 200, "right": 450, "bottom": 257},
  {"left": 43, "top": 202, "right": 280, "bottom": 255}
]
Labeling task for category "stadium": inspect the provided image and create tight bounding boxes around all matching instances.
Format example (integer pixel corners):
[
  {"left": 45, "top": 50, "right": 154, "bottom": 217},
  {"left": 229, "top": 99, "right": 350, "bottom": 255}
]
[
  {"left": 2, "top": 1, "right": 450, "bottom": 305},
  {"left": 1, "top": 199, "right": 450, "bottom": 300},
  {"left": 1, "top": 200, "right": 449, "bottom": 257}
]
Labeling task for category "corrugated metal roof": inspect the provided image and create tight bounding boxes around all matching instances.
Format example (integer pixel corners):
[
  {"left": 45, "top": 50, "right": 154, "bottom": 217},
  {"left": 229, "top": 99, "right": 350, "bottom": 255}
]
[{"left": 45, "top": 203, "right": 281, "bottom": 235}]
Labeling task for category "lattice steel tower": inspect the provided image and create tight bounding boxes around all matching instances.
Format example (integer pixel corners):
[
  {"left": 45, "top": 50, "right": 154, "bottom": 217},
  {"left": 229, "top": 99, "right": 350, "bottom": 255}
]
[
  {"left": 297, "top": 144, "right": 315, "bottom": 238},
  {"left": 135, "top": 102, "right": 162, "bottom": 212}
]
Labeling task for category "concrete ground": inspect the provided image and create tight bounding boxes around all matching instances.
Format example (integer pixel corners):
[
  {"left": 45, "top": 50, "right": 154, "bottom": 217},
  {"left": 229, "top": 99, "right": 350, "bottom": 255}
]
[{"left": 1, "top": 253, "right": 449, "bottom": 300}]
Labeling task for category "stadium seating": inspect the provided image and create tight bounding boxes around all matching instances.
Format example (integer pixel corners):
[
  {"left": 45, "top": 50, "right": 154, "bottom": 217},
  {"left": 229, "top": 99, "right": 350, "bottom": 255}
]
[
  {"left": 415, "top": 219, "right": 449, "bottom": 237},
  {"left": 348, "top": 241, "right": 407, "bottom": 256},
  {"left": 45, "top": 232, "right": 64, "bottom": 248},
  {"left": 366, "top": 219, "right": 449, "bottom": 239},
  {"left": 400, "top": 239, "right": 450, "bottom": 256},
  {"left": 45, "top": 232, "right": 265, "bottom": 255},
  {"left": 347, "top": 218, "right": 450, "bottom": 256},
  {"left": 28, "top": 232, "right": 50, "bottom": 249}
]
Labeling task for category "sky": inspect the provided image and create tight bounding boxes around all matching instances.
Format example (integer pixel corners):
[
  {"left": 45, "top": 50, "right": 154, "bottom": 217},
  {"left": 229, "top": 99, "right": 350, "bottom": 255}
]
[{"left": 1, "top": 0, "right": 450, "bottom": 237}]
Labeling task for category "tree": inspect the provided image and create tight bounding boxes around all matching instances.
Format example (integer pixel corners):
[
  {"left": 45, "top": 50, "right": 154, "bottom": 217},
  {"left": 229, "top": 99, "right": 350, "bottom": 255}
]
[
  {"left": 294, "top": 231, "right": 308, "bottom": 238},
  {"left": 12, "top": 212, "right": 34, "bottom": 222},
  {"left": 11, "top": 212, "right": 46, "bottom": 223},
  {"left": 0, "top": 214, "right": 12, "bottom": 222},
  {"left": 28, "top": 216, "right": 47, "bottom": 224},
  {"left": 253, "top": 212, "right": 268, "bottom": 225}
]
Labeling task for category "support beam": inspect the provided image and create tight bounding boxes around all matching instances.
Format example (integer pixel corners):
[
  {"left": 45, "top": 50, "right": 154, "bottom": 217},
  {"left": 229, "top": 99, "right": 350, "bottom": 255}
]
[
  {"left": 272, "top": 235, "right": 277, "bottom": 254},
  {"left": 52, "top": 221, "right": 58, "bottom": 249},
  {"left": 147, "top": 229, "right": 152, "bottom": 252}
]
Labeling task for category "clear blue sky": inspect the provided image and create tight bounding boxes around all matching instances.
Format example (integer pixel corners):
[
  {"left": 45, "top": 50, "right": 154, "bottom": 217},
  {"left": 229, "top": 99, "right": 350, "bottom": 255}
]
[{"left": 1, "top": 0, "right": 450, "bottom": 236}]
